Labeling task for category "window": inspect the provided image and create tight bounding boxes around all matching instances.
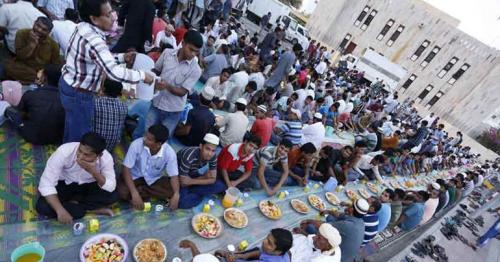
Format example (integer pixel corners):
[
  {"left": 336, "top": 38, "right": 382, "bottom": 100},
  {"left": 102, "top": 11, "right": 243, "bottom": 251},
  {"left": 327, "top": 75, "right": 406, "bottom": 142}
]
[
  {"left": 448, "top": 63, "right": 470, "bottom": 85},
  {"left": 410, "top": 40, "right": 430, "bottom": 61},
  {"left": 386, "top": 25, "right": 405, "bottom": 46},
  {"left": 297, "top": 27, "right": 304, "bottom": 36},
  {"left": 427, "top": 91, "right": 444, "bottom": 107},
  {"left": 418, "top": 85, "right": 434, "bottom": 100},
  {"left": 377, "top": 19, "right": 395, "bottom": 40},
  {"left": 339, "top": 34, "right": 352, "bottom": 50},
  {"left": 401, "top": 74, "right": 417, "bottom": 89},
  {"left": 360, "top": 9, "right": 377, "bottom": 30},
  {"left": 437, "top": 57, "right": 459, "bottom": 78},
  {"left": 354, "top": 5, "right": 370, "bottom": 26},
  {"left": 420, "top": 45, "right": 441, "bottom": 68}
]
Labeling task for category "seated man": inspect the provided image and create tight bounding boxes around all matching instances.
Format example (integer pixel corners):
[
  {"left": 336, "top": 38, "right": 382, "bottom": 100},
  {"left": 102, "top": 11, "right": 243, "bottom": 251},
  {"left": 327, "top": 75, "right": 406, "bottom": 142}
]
[
  {"left": 36, "top": 132, "right": 118, "bottom": 224},
  {"left": 362, "top": 198, "right": 381, "bottom": 246},
  {"left": 350, "top": 154, "right": 387, "bottom": 184},
  {"left": 290, "top": 223, "right": 342, "bottom": 262},
  {"left": 393, "top": 191, "right": 425, "bottom": 231},
  {"left": 5, "top": 17, "right": 61, "bottom": 84},
  {"left": 118, "top": 124, "right": 180, "bottom": 210},
  {"left": 218, "top": 98, "right": 249, "bottom": 147},
  {"left": 286, "top": 142, "right": 317, "bottom": 187},
  {"left": 271, "top": 108, "right": 303, "bottom": 146},
  {"left": 175, "top": 87, "right": 216, "bottom": 146},
  {"left": 217, "top": 133, "right": 261, "bottom": 190},
  {"left": 177, "top": 133, "right": 226, "bottom": 209},
  {"left": 250, "top": 139, "right": 293, "bottom": 196},
  {"left": 4, "top": 64, "right": 64, "bottom": 145},
  {"left": 216, "top": 228, "right": 293, "bottom": 262},
  {"left": 93, "top": 80, "right": 128, "bottom": 152}
]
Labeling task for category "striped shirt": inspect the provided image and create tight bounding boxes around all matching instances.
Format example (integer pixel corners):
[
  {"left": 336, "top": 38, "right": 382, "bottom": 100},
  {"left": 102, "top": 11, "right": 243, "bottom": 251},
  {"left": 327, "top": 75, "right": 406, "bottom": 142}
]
[
  {"left": 177, "top": 147, "right": 217, "bottom": 178},
  {"left": 62, "top": 22, "right": 145, "bottom": 92},
  {"left": 254, "top": 146, "right": 288, "bottom": 168},
  {"left": 362, "top": 213, "right": 379, "bottom": 246},
  {"left": 279, "top": 120, "right": 303, "bottom": 145}
]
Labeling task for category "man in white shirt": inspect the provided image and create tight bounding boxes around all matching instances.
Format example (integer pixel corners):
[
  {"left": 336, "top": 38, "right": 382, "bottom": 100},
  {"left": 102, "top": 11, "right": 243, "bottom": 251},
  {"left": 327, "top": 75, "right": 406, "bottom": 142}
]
[
  {"left": 37, "top": 0, "right": 74, "bottom": 20},
  {"left": 315, "top": 59, "right": 328, "bottom": 76},
  {"left": 350, "top": 154, "right": 387, "bottom": 184},
  {"left": 290, "top": 223, "right": 342, "bottom": 262},
  {"left": 50, "top": 8, "right": 78, "bottom": 56},
  {"left": 217, "top": 98, "right": 249, "bottom": 147},
  {"left": 223, "top": 64, "right": 249, "bottom": 107},
  {"left": 301, "top": 113, "right": 326, "bottom": 150},
  {"left": 36, "top": 132, "right": 118, "bottom": 224},
  {"left": 118, "top": 125, "right": 180, "bottom": 210},
  {"left": 0, "top": 0, "right": 46, "bottom": 53},
  {"left": 154, "top": 24, "right": 177, "bottom": 49}
]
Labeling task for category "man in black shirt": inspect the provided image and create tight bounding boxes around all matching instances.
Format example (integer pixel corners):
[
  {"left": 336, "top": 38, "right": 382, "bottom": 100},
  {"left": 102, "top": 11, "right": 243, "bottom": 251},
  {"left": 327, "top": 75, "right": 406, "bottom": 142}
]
[{"left": 4, "top": 64, "right": 65, "bottom": 145}]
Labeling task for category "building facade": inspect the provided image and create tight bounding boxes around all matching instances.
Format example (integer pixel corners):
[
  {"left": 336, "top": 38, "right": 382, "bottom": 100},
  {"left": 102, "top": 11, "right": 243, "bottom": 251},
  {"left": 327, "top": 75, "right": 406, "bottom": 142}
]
[{"left": 307, "top": 0, "right": 500, "bottom": 137}]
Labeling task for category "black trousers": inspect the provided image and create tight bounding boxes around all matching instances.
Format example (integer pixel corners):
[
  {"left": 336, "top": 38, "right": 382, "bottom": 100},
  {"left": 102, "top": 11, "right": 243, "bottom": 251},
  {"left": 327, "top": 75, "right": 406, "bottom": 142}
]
[{"left": 36, "top": 181, "right": 119, "bottom": 220}]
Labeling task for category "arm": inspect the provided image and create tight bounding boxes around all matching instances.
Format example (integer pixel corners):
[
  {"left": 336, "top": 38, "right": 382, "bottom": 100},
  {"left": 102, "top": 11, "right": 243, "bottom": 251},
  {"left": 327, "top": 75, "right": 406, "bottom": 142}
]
[
  {"left": 372, "top": 165, "right": 385, "bottom": 184},
  {"left": 257, "top": 162, "right": 272, "bottom": 196},
  {"left": 15, "top": 31, "right": 38, "bottom": 60},
  {"left": 189, "top": 170, "right": 217, "bottom": 185},
  {"left": 271, "top": 161, "right": 289, "bottom": 194},
  {"left": 169, "top": 176, "right": 180, "bottom": 210},
  {"left": 121, "top": 166, "right": 144, "bottom": 210},
  {"left": 232, "top": 170, "right": 252, "bottom": 187}
]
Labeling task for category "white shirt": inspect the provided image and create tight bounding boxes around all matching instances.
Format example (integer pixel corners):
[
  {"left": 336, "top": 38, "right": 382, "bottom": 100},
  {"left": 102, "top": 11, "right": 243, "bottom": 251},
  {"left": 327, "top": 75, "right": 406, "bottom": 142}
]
[
  {"left": 315, "top": 61, "right": 327, "bottom": 75},
  {"left": 301, "top": 122, "right": 325, "bottom": 150},
  {"left": 249, "top": 72, "right": 266, "bottom": 91},
  {"left": 293, "top": 89, "right": 308, "bottom": 110},
  {"left": 50, "top": 20, "right": 77, "bottom": 56},
  {"left": 219, "top": 111, "right": 249, "bottom": 147},
  {"left": 354, "top": 155, "right": 385, "bottom": 184},
  {"left": 204, "top": 76, "right": 230, "bottom": 98},
  {"left": 290, "top": 234, "right": 341, "bottom": 262},
  {"left": 38, "top": 143, "right": 116, "bottom": 197},
  {"left": 224, "top": 71, "right": 249, "bottom": 103},
  {"left": 154, "top": 31, "right": 178, "bottom": 49},
  {"left": 227, "top": 29, "right": 238, "bottom": 45},
  {"left": 0, "top": 1, "right": 46, "bottom": 52}
]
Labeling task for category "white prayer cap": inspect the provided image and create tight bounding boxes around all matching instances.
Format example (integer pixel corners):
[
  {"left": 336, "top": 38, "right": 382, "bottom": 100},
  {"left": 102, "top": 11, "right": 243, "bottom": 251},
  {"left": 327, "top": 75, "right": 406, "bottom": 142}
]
[
  {"left": 431, "top": 182, "right": 441, "bottom": 191},
  {"left": 257, "top": 105, "right": 268, "bottom": 113},
  {"left": 319, "top": 223, "right": 342, "bottom": 248},
  {"left": 354, "top": 198, "right": 369, "bottom": 215},
  {"left": 235, "top": 97, "right": 248, "bottom": 106},
  {"left": 314, "top": 112, "right": 323, "bottom": 120},
  {"left": 193, "top": 254, "right": 219, "bottom": 262},
  {"left": 203, "top": 133, "right": 219, "bottom": 146},
  {"left": 201, "top": 86, "right": 215, "bottom": 100}
]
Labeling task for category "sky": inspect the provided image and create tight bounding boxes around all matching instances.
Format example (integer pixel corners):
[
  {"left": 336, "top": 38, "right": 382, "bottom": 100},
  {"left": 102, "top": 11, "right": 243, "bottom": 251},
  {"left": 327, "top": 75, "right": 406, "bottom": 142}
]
[{"left": 300, "top": 0, "right": 500, "bottom": 49}]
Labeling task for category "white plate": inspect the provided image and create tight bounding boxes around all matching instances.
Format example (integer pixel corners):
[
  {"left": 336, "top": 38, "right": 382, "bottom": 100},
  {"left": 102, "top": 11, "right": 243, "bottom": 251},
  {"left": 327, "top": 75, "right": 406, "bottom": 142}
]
[
  {"left": 133, "top": 238, "right": 167, "bottom": 262},
  {"left": 80, "top": 233, "right": 128, "bottom": 262},
  {"left": 223, "top": 208, "right": 249, "bottom": 229}
]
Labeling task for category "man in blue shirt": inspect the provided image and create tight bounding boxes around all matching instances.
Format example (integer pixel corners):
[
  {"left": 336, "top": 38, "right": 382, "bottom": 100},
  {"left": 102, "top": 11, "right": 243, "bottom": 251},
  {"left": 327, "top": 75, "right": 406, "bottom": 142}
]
[
  {"left": 377, "top": 189, "right": 394, "bottom": 232},
  {"left": 318, "top": 102, "right": 340, "bottom": 129},
  {"left": 118, "top": 124, "right": 180, "bottom": 210},
  {"left": 401, "top": 120, "right": 429, "bottom": 150},
  {"left": 394, "top": 192, "right": 425, "bottom": 231}
]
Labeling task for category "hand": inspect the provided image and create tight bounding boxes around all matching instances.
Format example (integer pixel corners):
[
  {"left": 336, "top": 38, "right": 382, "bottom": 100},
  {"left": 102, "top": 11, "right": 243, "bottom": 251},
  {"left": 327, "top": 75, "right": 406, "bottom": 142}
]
[
  {"left": 76, "top": 158, "right": 97, "bottom": 175},
  {"left": 144, "top": 72, "right": 155, "bottom": 85},
  {"left": 179, "top": 176, "right": 193, "bottom": 187},
  {"left": 299, "top": 177, "right": 308, "bottom": 187},
  {"left": 169, "top": 193, "right": 179, "bottom": 210},
  {"left": 230, "top": 181, "right": 239, "bottom": 188},
  {"left": 319, "top": 210, "right": 331, "bottom": 216},
  {"left": 29, "top": 30, "right": 40, "bottom": 46},
  {"left": 179, "top": 239, "right": 195, "bottom": 249},
  {"left": 56, "top": 208, "right": 73, "bottom": 224},
  {"left": 154, "top": 80, "right": 169, "bottom": 91},
  {"left": 124, "top": 51, "right": 137, "bottom": 68},
  {"left": 130, "top": 192, "right": 144, "bottom": 210},
  {"left": 266, "top": 187, "right": 276, "bottom": 196}
]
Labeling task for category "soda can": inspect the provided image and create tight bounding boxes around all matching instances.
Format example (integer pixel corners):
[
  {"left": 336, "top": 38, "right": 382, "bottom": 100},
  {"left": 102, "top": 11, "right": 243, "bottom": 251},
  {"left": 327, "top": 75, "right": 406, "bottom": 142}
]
[
  {"left": 143, "top": 202, "right": 152, "bottom": 212},
  {"left": 73, "top": 222, "right": 85, "bottom": 235},
  {"left": 88, "top": 219, "right": 99, "bottom": 233},
  {"left": 239, "top": 240, "right": 249, "bottom": 251}
]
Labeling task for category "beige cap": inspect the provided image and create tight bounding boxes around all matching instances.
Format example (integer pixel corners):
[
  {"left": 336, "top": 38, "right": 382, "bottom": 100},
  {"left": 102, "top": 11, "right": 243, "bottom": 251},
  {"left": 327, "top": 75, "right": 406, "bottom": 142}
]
[
  {"left": 235, "top": 97, "right": 248, "bottom": 106},
  {"left": 319, "top": 223, "right": 342, "bottom": 248},
  {"left": 203, "top": 133, "right": 219, "bottom": 145},
  {"left": 201, "top": 86, "right": 215, "bottom": 100}
]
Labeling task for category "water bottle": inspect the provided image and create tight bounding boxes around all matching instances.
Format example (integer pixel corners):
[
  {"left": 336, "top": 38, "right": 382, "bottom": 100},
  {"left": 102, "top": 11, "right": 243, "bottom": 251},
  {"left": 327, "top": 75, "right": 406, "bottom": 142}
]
[{"left": 324, "top": 177, "right": 338, "bottom": 192}]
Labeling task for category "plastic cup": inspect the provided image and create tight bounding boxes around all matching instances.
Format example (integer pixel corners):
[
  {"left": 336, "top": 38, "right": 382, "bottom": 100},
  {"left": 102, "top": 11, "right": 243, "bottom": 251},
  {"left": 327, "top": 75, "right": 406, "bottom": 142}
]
[
  {"left": 10, "top": 242, "right": 45, "bottom": 262},
  {"left": 222, "top": 187, "right": 241, "bottom": 208}
]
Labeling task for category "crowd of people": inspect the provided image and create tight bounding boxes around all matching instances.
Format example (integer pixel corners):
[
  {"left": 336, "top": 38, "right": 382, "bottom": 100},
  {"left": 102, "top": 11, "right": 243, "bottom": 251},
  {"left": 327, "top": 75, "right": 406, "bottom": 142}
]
[{"left": 0, "top": 0, "right": 497, "bottom": 261}]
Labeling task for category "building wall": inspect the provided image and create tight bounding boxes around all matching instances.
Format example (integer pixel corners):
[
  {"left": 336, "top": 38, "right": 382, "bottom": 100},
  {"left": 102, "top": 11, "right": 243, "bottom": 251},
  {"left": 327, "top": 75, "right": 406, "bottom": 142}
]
[{"left": 307, "top": 0, "right": 500, "bottom": 138}]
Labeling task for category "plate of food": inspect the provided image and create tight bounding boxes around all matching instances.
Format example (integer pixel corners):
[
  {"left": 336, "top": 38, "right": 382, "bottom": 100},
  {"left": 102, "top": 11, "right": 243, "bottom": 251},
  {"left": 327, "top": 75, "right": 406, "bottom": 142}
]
[
  {"left": 259, "top": 200, "right": 282, "bottom": 220},
  {"left": 133, "top": 238, "right": 167, "bottom": 262},
  {"left": 308, "top": 194, "right": 326, "bottom": 211},
  {"left": 223, "top": 208, "right": 248, "bottom": 229},
  {"left": 290, "top": 199, "right": 310, "bottom": 214},
  {"left": 390, "top": 181, "right": 401, "bottom": 189},
  {"left": 366, "top": 182, "right": 378, "bottom": 193},
  {"left": 192, "top": 213, "right": 223, "bottom": 239},
  {"left": 358, "top": 188, "right": 371, "bottom": 199},
  {"left": 345, "top": 189, "right": 359, "bottom": 200},
  {"left": 80, "top": 233, "right": 128, "bottom": 262},
  {"left": 325, "top": 192, "right": 340, "bottom": 205}
]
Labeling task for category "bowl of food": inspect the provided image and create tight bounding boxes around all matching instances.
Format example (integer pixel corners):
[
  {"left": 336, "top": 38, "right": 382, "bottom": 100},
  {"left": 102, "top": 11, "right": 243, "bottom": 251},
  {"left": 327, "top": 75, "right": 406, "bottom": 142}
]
[
  {"left": 325, "top": 192, "right": 340, "bottom": 205},
  {"left": 80, "top": 233, "right": 128, "bottom": 262},
  {"left": 307, "top": 194, "right": 326, "bottom": 211},
  {"left": 133, "top": 238, "right": 167, "bottom": 262},
  {"left": 223, "top": 208, "right": 248, "bottom": 229},
  {"left": 192, "top": 213, "right": 223, "bottom": 239},
  {"left": 259, "top": 200, "right": 282, "bottom": 220},
  {"left": 290, "top": 199, "right": 310, "bottom": 214}
]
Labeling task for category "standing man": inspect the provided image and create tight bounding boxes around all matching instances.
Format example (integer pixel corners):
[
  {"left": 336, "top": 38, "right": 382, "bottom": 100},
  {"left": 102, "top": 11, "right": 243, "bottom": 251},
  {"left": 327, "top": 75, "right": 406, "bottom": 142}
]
[
  {"left": 37, "top": 0, "right": 74, "bottom": 20},
  {"left": 260, "top": 12, "right": 271, "bottom": 34},
  {"left": 265, "top": 43, "right": 302, "bottom": 91},
  {"left": 50, "top": 8, "right": 79, "bottom": 56},
  {"left": 36, "top": 132, "right": 118, "bottom": 224},
  {"left": 61, "top": 0, "right": 156, "bottom": 143},
  {"left": 177, "top": 134, "right": 226, "bottom": 209},
  {"left": 146, "top": 29, "right": 203, "bottom": 138},
  {"left": 118, "top": 125, "right": 180, "bottom": 210},
  {"left": 112, "top": 0, "right": 156, "bottom": 53}
]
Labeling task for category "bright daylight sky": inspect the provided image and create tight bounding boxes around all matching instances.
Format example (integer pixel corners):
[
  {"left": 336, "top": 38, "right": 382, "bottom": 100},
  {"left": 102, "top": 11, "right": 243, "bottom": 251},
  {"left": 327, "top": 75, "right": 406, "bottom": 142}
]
[{"left": 300, "top": 0, "right": 500, "bottom": 49}]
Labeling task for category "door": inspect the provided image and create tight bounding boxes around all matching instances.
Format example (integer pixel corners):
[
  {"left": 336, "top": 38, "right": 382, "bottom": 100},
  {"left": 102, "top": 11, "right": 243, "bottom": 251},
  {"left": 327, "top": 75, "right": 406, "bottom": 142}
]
[{"left": 345, "top": 42, "right": 357, "bottom": 54}]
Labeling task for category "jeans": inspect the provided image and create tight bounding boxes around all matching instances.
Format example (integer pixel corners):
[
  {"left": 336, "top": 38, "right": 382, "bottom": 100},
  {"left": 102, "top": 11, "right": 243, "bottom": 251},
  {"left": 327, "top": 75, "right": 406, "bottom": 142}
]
[
  {"left": 59, "top": 77, "right": 94, "bottom": 143},
  {"left": 145, "top": 105, "right": 182, "bottom": 138},
  {"left": 285, "top": 166, "right": 306, "bottom": 186},
  {"left": 477, "top": 218, "right": 500, "bottom": 247},
  {"left": 178, "top": 179, "right": 226, "bottom": 209},
  {"left": 248, "top": 166, "right": 284, "bottom": 189},
  {"left": 128, "top": 100, "right": 151, "bottom": 139}
]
